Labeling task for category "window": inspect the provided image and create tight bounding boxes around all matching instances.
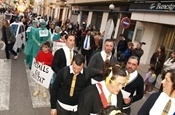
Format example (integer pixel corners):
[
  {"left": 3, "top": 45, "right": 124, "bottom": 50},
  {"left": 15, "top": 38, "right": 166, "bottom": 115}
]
[{"left": 135, "top": 27, "right": 144, "bottom": 42}]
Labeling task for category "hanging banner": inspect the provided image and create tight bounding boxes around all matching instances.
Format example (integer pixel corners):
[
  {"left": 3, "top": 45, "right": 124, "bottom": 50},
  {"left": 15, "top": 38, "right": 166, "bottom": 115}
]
[
  {"left": 52, "top": 41, "right": 66, "bottom": 55},
  {"left": 30, "top": 58, "right": 54, "bottom": 89},
  {"left": 102, "top": 19, "right": 114, "bottom": 49}
]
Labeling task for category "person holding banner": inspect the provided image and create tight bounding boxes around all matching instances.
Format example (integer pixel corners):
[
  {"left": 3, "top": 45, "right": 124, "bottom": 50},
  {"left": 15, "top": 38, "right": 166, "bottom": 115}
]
[
  {"left": 52, "top": 32, "right": 67, "bottom": 54},
  {"left": 33, "top": 41, "right": 53, "bottom": 98},
  {"left": 77, "top": 61, "right": 128, "bottom": 115},
  {"left": 50, "top": 54, "right": 93, "bottom": 115}
]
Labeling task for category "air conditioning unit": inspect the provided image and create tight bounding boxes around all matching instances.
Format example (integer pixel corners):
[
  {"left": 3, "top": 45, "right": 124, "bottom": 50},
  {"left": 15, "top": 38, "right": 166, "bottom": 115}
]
[{"left": 72, "top": 10, "right": 80, "bottom": 15}]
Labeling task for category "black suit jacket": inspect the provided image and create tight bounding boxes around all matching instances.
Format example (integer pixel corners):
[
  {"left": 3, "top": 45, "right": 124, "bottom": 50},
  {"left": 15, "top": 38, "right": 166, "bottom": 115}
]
[
  {"left": 80, "top": 35, "right": 95, "bottom": 50},
  {"left": 77, "top": 84, "right": 123, "bottom": 115},
  {"left": 51, "top": 48, "right": 78, "bottom": 73}
]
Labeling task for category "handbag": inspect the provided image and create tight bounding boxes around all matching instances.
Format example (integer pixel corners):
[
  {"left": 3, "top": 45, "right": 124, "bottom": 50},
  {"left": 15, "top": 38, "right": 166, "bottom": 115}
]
[{"left": 0, "top": 41, "right": 6, "bottom": 50}]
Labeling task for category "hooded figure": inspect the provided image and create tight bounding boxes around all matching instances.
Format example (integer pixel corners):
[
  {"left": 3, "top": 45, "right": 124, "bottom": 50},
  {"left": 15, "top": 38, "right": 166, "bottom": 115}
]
[
  {"left": 32, "top": 19, "right": 51, "bottom": 58},
  {"left": 24, "top": 19, "right": 38, "bottom": 69},
  {"left": 52, "top": 26, "right": 61, "bottom": 41}
]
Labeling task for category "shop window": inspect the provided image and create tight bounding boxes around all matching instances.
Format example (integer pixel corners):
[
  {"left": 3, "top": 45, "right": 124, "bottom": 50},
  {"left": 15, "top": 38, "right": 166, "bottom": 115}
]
[
  {"left": 91, "top": 12, "right": 102, "bottom": 31},
  {"left": 134, "top": 27, "right": 144, "bottom": 42}
]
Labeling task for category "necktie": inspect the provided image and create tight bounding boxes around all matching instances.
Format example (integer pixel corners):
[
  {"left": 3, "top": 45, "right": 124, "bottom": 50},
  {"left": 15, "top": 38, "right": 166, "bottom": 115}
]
[
  {"left": 108, "top": 94, "right": 112, "bottom": 105},
  {"left": 161, "top": 99, "right": 171, "bottom": 115},
  {"left": 84, "top": 36, "right": 89, "bottom": 49},
  {"left": 69, "top": 74, "right": 77, "bottom": 97},
  {"left": 70, "top": 50, "right": 72, "bottom": 64},
  {"left": 105, "top": 54, "right": 109, "bottom": 61}
]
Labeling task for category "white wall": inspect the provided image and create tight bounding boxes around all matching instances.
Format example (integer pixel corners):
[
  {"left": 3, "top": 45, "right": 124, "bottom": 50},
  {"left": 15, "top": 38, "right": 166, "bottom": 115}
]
[
  {"left": 86, "top": 11, "right": 93, "bottom": 28},
  {"left": 132, "top": 21, "right": 162, "bottom": 64},
  {"left": 100, "top": 12, "right": 109, "bottom": 33},
  {"left": 131, "top": 12, "right": 175, "bottom": 25}
]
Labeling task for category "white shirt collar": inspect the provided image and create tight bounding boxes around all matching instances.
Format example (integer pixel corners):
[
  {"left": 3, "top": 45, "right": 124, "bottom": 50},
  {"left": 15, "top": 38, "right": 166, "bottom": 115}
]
[
  {"left": 98, "top": 81, "right": 117, "bottom": 106},
  {"left": 126, "top": 70, "right": 138, "bottom": 83},
  {"left": 63, "top": 45, "right": 74, "bottom": 51},
  {"left": 101, "top": 50, "right": 112, "bottom": 61},
  {"left": 69, "top": 65, "right": 83, "bottom": 75}
]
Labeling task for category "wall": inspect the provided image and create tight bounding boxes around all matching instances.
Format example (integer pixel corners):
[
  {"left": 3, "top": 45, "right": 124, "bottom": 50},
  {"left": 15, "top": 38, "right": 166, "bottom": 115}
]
[
  {"left": 132, "top": 21, "right": 162, "bottom": 64},
  {"left": 131, "top": 12, "right": 175, "bottom": 25}
]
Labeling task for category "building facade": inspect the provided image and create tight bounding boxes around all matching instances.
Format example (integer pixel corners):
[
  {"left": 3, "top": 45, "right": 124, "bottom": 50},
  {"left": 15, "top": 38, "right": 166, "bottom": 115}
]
[
  {"left": 39, "top": 0, "right": 175, "bottom": 65},
  {"left": 130, "top": 1, "right": 175, "bottom": 64}
]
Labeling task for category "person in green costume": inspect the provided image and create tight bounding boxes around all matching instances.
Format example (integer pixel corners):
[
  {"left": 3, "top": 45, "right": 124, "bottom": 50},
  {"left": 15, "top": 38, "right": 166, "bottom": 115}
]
[
  {"left": 24, "top": 20, "right": 38, "bottom": 69},
  {"left": 52, "top": 26, "right": 61, "bottom": 41},
  {"left": 32, "top": 19, "right": 51, "bottom": 59}
]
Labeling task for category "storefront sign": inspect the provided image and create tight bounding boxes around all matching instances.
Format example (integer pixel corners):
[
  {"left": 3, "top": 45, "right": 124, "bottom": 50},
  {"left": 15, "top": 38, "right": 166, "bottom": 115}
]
[
  {"left": 129, "top": 2, "right": 175, "bottom": 12},
  {"left": 121, "top": 17, "right": 131, "bottom": 29}
]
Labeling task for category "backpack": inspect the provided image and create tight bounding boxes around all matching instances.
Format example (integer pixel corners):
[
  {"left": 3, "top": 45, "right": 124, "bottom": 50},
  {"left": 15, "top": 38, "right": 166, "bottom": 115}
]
[
  {"left": 148, "top": 73, "right": 156, "bottom": 83},
  {"left": 118, "top": 49, "right": 129, "bottom": 61}
]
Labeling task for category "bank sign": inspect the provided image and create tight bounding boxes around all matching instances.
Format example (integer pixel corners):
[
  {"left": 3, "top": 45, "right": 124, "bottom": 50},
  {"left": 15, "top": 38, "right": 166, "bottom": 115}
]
[{"left": 129, "top": 2, "right": 175, "bottom": 12}]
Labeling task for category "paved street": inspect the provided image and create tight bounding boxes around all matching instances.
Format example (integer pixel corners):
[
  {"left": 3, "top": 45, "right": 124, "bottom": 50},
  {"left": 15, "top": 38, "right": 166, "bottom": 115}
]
[{"left": 0, "top": 50, "right": 162, "bottom": 115}]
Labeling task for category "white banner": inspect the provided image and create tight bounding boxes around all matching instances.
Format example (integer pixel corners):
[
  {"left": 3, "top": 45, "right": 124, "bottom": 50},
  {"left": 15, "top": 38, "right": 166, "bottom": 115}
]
[
  {"left": 30, "top": 58, "right": 54, "bottom": 89},
  {"left": 52, "top": 41, "right": 66, "bottom": 55}
]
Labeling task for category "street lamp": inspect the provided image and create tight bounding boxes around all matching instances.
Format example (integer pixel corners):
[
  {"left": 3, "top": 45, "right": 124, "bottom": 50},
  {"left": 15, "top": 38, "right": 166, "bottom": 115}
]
[
  {"left": 102, "top": 3, "right": 115, "bottom": 49},
  {"left": 109, "top": 3, "right": 115, "bottom": 11}
]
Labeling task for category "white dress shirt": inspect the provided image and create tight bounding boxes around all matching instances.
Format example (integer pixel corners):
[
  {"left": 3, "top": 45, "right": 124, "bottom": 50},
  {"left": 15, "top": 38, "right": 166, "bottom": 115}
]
[{"left": 63, "top": 46, "right": 74, "bottom": 66}]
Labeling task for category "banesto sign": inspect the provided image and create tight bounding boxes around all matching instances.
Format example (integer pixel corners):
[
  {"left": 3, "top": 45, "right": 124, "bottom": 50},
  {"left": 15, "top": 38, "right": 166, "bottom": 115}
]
[
  {"left": 150, "top": 2, "right": 175, "bottom": 11},
  {"left": 129, "top": 2, "right": 175, "bottom": 12}
]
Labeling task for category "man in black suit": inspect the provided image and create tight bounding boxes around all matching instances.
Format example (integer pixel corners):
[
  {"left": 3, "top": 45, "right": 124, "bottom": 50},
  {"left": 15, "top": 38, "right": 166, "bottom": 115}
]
[
  {"left": 80, "top": 30, "right": 95, "bottom": 65},
  {"left": 51, "top": 34, "right": 78, "bottom": 85},
  {"left": 50, "top": 54, "right": 92, "bottom": 115}
]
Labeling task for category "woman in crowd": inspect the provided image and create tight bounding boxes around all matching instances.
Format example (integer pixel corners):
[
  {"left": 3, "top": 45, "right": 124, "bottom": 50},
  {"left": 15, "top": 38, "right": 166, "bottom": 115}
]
[
  {"left": 138, "top": 70, "right": 175, "bottom": 115},
  {"left": 150, "top": 45, "right": 166, "bottom": 86},
  {"left": 77, "top": 61, "right": 128, "bottom": 115},
  {"left": 1, "top": 19, "right": 18, "bottom": 61},
  {"left": 159, "top": 50, "right": 175, "bottom": 91}
]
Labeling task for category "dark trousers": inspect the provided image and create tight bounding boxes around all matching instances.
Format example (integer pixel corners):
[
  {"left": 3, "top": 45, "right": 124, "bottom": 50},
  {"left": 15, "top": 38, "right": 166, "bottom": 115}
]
[
  {"left": 56, "top": 102, "right": 77, "bottom": 115},
  {"left": 5, "top": 42, "right": 17, "bottom": 59},
  {"left": 81, "top": 49, "right": 93, "bottom": 65},
  {"left": 123, "top": 107, "right": 131, "bottom": 115}
]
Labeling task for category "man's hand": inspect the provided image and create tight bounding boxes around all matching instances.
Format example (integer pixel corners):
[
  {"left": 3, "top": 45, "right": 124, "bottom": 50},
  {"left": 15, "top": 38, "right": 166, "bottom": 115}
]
[
  {"left": 50, "top": 109, "right": 57, "bottom": 115},
  {"left": 123, "top": 97, "right": 131, "bottom": 104}
]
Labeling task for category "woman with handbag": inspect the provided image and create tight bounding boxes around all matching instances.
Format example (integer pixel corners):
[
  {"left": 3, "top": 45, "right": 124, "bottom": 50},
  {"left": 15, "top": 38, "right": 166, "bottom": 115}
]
[{"left": 1, "top": 19, "right": 18, "bottom": 61}]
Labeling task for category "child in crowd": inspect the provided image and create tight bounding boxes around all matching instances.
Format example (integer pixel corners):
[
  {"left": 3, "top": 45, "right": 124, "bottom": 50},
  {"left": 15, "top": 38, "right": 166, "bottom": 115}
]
[
  {"left": 144, "top": 64, "right": 156, "bottom": 93},
  {"left": 98, "top": 106, "right": 126, "bottom": 115},
  {"left": 33, "top": 41, "right": 53, "bottom": 98}
]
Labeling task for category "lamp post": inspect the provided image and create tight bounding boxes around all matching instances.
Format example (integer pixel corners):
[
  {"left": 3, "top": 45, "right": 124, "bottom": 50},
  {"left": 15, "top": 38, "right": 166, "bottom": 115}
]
[
  {"left": 109, "top": 3, "right": 115, "bottom": 13},
  {"left": 102, "top": 3, "right": 115, "bottom": 49}
]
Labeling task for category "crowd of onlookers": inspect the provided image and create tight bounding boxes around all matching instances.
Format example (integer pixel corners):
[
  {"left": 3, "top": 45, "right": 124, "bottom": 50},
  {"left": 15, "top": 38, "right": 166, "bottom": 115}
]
[{"left": 1, "top": 8, "right": 175, "bottom": 115}]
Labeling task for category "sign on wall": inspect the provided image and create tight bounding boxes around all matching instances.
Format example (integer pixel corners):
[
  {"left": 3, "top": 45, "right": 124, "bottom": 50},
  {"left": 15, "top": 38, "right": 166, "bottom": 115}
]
[
  {"left": 130, "top": 2, "right": 175, "bottom": 12},
  {"left": 30, "top": 58, "right": 54, "bottom": 89},
  {"left": 121, "top": 17, "right": 131, "bottom": 29}
]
